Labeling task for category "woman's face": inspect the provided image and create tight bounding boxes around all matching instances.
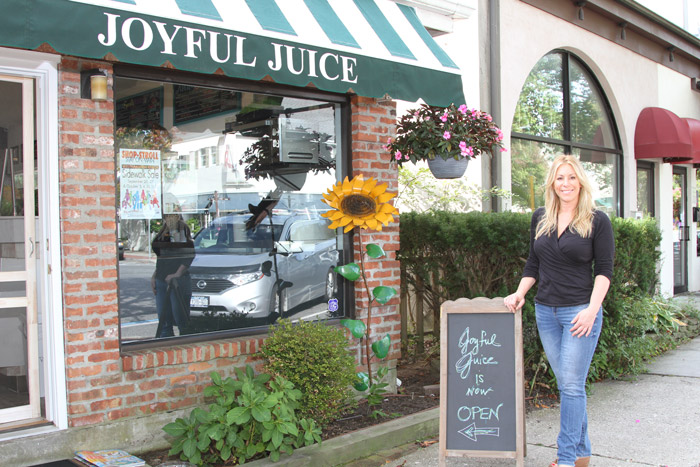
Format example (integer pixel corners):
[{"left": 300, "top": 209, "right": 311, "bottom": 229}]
[{"left": 553, "top": 163, "right": 580, "bottom": 206}]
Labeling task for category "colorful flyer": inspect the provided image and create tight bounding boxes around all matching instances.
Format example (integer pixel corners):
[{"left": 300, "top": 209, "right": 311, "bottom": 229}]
[{"left": 119, "top": 148, "right": 162, "bottom": 220}]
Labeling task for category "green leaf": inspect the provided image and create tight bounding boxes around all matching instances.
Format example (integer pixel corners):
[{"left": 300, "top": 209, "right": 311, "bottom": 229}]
[
  {"left": 162, "top": 421, "right": 187, "bottom": 437},
  {"left": 353, "top": 372, "right": 369, "bottom": 392},
  {"left": 226, "top": 406, "right": 250, "bottom": 425},
  {"left": 372, "top": 286, "right": 397, "bottom": 305},
  {"left": 252, "top": 406, "right": 271, "bottom": 422},
  {"left": 372, "top": 334, "right": 391, "bottom": 359},
  {"left": 182, "top": 438, "right": 197, "bottom": 459},
  {"left": 340, "top": 319, "right": 366, "bottom": 339},
  {"left": 210, "top": 371, "right": 222, "bottom": 386},
  {"left": 365, "top": 243, "right": 386, "bottom": 259},
  {"left": 334, "top": 263, "right": 361, "bottom": 281}
]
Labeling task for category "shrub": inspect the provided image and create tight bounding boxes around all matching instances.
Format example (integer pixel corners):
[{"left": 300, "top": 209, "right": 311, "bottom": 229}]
[
  {"left": 162, "top": 366, "right": 322, "bottom": 466},
  {"left": 260, "top": 319, "right": 357, "bottom": 427}
]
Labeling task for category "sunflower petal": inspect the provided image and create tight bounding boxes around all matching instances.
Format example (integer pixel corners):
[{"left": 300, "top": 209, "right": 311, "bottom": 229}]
[
  {"left": 376, "top": 192, "right": 396, "bottom": 204},
  {"left": 352, "top": 175, "right": 365, "bottom": 192},
  {"left": 342, "top": 177, "right": 353, "bottom": 193},
  {"left": 343, "top": 223, "right": 355, "bottom": 233},
  {"left": 361, "top": 177, "right": 378, "bottom": 194},
  {"left": 338, "top": 216, "right": 353, "bottom": 227},
  {"left": 369, "top": 183, "right": 388, "bottom": 197},
  {"left": 329, "top": 210, "right": 345, "bottom": 220},
  {"left": 365, "top": 218, "right": 379, "bottom": 230},
  {"left": 379, "top": 203, "right": 397, "bottom": 213}
]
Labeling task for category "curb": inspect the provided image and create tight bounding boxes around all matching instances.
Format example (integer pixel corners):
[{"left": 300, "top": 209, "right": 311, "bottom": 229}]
[{"left": 246, "top": 407, "right": 440, "bottom": 466}]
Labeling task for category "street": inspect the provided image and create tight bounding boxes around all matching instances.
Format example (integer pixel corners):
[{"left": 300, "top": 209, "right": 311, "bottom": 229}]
[{"left": 118, "top": 255, "right": 336, "bottom": 342}]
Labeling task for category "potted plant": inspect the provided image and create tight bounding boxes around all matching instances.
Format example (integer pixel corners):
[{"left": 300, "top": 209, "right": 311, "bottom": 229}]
[{"left": 385, "top": 103, "right": 506, "bottom": 179}]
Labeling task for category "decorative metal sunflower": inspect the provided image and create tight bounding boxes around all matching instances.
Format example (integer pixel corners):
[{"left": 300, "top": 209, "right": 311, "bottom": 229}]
[{"left": 321, "top": 176, "right": 399, "bottom": 233}]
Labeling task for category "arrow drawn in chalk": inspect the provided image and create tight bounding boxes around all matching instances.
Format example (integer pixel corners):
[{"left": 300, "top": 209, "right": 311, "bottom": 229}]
[{"left": 458, "top": 423, "right": 500, "bottom": 441}]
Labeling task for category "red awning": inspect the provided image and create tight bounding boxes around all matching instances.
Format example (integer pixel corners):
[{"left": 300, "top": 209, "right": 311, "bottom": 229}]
[
  {"left": 634, "top": 107, "right": 693, "bottom": 162},
  {"left": 685, "top": 118, "right": 700, "bottom": 161}
]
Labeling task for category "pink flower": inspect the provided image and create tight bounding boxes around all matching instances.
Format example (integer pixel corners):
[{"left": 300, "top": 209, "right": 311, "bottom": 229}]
[
  {"left": 459, "top": 141, "right": 467, "bottom": 151},
  {"left": 486, "top": 114, "right": 492, "bottom": 122},
  {"left": 395, "top": 150, "right": 402, "bottom": 160},
  {"left": 458, "top": 104, "right": 468, "bottom": 114},
  {"left": 500, "top": 147, "right": 508, "bottom": 152},
  {"left": 440, "top": 112, "right": 448, "bottom": 122},
  {"left": 443, "top": 131, "right": 451, "bottom": 140}
]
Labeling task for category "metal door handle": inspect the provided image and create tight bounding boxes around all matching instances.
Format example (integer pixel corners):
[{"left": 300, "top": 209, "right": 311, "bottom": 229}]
[{"left": 28, "top": 237, "right": 34, "bottom": 257}]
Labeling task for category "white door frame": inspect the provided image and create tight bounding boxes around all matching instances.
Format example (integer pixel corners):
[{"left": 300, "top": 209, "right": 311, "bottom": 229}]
[{"left": 0, "top": 48, "right": 66, "bottom": 433}]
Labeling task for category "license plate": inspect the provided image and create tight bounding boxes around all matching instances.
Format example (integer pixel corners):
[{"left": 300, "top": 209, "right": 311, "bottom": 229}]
[{"left": 190, "top": 296, "right": 209, "bottom": 308}]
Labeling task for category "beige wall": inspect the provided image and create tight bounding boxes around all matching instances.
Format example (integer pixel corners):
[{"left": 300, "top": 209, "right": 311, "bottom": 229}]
[{"left": 498, "top": 0, "right": 700, "bottom": 296}]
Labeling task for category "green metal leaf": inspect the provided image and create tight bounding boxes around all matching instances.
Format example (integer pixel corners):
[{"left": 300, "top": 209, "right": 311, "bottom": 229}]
[
  {"left": 371, "top": 334, "right": 391, "bottom": 359},
  {"left": 372, "top": 286, "right": 397, "bottom": 305},
  {"left": 353, "top": 372, "right": 369, "bottom": 392},
  {"left": 335, "top": 263, "right": 361, "bottom": 281},
  {"left": 340, "top": 319, "right": 366, "bottom": 339},
  {"left": 365, "top": 243, "right": 386, "bottom": 259}
]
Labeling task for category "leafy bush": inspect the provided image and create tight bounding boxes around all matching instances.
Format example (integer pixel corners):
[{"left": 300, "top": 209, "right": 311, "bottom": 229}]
[
  {"left": 163, "top": 366, "right": 322, "bottom": 466},
  {"left": 259, "top": 319, "right": 357, "bottom": 427}
]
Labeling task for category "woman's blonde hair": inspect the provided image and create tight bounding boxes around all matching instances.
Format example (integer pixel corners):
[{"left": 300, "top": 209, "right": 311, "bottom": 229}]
[{"left": 535, "top": 155, "right": 595, "bottom": 239}]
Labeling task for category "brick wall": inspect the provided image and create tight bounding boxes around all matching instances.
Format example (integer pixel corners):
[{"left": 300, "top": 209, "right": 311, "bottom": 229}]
[{"left": 58, "top": 59, "right": 400, "bottom": 427}]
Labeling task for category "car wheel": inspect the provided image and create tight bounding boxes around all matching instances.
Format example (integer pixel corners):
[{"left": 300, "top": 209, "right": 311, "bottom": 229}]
[{"left": 325, "top": 268, "right": 336, "bottom": 301}]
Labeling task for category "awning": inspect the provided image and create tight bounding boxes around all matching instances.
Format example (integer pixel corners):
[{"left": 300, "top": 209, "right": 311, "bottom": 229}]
[
  {"left": 684, "top": 118, "right": 700, "bottom": 162},
  {"left": 0, "top": 0, "right": 464, "bottom": 106},
  {"left": 634, "top": 107, "right": 693, "bottom": 163}
]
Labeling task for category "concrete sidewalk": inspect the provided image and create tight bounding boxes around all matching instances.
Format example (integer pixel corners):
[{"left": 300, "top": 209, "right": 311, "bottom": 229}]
[{"left": 365, "top": 335, "right": 700, "bottom": 466}]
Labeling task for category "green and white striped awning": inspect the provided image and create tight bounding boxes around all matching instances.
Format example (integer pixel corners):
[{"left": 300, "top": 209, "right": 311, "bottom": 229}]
[{"left": 1, "top": 0, "right": 465, "bottom": 105}]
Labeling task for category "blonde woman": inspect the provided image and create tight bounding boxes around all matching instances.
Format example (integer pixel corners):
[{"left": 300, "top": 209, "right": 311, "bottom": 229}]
[{"left": 504, "top": 155, "right": 614, "bottom": 467}]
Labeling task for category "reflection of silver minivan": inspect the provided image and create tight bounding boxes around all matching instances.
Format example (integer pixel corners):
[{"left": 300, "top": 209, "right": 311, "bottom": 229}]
[{"left": 188, "top": 213, "right": 338, "bottom": 321}]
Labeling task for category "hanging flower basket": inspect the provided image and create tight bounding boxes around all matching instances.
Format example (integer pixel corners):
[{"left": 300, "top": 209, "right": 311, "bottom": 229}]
[
  {"left": 385, "top": 103, "right": 506, "bottom": 179},
  {"left": 427, "top": 156, "right": 469, "bottom": 179}
]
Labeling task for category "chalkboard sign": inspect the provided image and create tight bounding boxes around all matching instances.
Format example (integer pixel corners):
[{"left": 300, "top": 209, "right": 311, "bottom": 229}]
[
  {"left": 116, "top": 88, "right": 163, "bottom": 129},
  {"left": 173, "top": 85, "right": 241, "bottom": 124},
  {"left": 439, "top": 297, "right": 524, "bottom": 466}
]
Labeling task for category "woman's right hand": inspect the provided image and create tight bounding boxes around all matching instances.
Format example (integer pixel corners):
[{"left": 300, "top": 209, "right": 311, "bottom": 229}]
[{"left": 503, "top": 292, "right": 525, "bottom": 312}]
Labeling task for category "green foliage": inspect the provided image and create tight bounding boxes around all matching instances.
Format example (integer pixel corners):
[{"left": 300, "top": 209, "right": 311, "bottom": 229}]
[
  {"left": 187, "top": 217, "right": 201, "bottom": 235},
  {"left": 400, "top": 211, "right": 697, "bottom": 394},
  {"left": 259, "top": 319, "right": 357, "bottom": 427},
  {"left": 163, "top": 366, "right": 321, "bottom": 466}
]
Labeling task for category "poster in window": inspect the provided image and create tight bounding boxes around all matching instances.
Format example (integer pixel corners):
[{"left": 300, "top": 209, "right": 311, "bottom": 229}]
[
  {"left": 173, "top": 85, "right": 241, "bottom": 124},
  {"left": 119, "top": 148, "right": 162, "bottom": 220}
]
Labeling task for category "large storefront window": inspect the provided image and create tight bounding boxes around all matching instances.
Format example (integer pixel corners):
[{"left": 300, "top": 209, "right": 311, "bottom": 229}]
[
  {"left": 511, "top": 51, "right": 622, "bottom": 215},
  {"left": 116, "top": 77, "right": 346, "bottom": 345}
]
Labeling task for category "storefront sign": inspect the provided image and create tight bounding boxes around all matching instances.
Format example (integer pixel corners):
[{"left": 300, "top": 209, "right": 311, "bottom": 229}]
[
  {"left": 439, "top": 297, "right": 525, "bottom": 466},
  {"left": 0, "top": 0, "right": 464, "bottom": 106},
  {"left": 119, "top": 148, "right": 162, "bottom": 220}
]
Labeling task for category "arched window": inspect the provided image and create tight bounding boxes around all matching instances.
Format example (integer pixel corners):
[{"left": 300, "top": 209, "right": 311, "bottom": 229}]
[{"left": 511, "top": 51, "right": 622, "bottom": 214}]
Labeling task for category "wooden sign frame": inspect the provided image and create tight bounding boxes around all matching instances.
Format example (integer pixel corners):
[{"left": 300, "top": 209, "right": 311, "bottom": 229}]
[{"left": 439, "top": 297, "right": 525, "bottom": 466}]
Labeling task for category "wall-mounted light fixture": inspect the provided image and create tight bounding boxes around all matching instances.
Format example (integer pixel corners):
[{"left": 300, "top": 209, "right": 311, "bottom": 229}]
[
  {"left": 80, "top": 69, "right": 108, "bottom": 101},
  {"left": 575, "top": 1, "right": 587, "bottom": 20},
  {"left": 668, "top": 46, "right": 676, "bottom": 63},
  {"left": 619, "top": 22, "right": 628, "bottom": 40},
  {"left": 692, "top": 77, "right": 700, "bottom": 93}
]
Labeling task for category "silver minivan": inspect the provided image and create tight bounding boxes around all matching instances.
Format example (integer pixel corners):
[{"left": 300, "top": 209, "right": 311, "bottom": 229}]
[{"left": 188, "top": 212, "right": 338, "bottom": 321}]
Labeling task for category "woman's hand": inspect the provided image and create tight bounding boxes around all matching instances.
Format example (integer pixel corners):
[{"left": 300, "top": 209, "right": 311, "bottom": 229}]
[
  {"left": 570, "top": 306, "right": 599, "bottom": 338},
  {"left": 504, "top": 292, "right": 525, "bottom": 313}
]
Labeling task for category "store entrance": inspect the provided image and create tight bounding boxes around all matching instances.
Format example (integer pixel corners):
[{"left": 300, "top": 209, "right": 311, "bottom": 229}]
[
  {"left": 673, "top": 167, "right": 688, "bottom": 294},
  {"left": 0, "top": 75, "right": 42, "bottom": 425}
]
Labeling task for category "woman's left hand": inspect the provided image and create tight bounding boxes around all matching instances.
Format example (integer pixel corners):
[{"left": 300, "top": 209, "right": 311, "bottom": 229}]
[{"left": 569, "top": 306, "right": 599, "bottom": 338}]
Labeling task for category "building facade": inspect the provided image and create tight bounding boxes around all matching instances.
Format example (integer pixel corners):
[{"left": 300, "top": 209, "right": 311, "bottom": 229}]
[{"left": 0, "top": 0, "right": 467, "bottom": 463}]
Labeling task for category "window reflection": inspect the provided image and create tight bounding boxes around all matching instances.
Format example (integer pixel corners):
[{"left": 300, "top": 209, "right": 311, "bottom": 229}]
[
  {"left": 117, "top": 78, "right": 344, "bottom": 343},
  {"left": 510, "top": 52, "right": 621, "bottom": 216}
]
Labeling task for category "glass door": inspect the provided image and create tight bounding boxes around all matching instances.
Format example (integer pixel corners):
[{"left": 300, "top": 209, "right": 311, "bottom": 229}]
[
  {"left": 673, "top": 168, "right": 688, "bottom": 294},
  {"left": 0, "top": 75, "right": 41, "bottom": 424}
]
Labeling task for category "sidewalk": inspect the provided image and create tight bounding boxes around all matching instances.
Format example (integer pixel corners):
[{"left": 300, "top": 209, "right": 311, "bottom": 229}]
[{"left": 366, "top": 328, "right": 700, "bottom": 466}]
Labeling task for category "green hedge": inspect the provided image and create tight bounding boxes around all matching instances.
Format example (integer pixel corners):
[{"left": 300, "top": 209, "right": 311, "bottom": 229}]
[{"left": 399, "top": 211, "right": 694, "bottom": 387}]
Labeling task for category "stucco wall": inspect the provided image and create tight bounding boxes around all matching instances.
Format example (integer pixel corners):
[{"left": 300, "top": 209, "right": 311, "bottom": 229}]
[{"left": 498, "top": 0, "right": 700, "bottom": 296}]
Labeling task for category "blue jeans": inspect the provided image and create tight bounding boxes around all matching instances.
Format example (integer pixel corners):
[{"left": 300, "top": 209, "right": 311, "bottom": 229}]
[
  {"left": 535, "top": 303, "right": 603, "bottom": 465},
  {"left": 155, "top": 275, "right": 192, "bottom": 338}
]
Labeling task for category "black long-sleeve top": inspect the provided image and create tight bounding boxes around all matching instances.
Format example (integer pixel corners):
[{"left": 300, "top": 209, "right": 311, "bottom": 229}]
[{"left": 522, "top": 207, "right": 614, "bottom": 307}]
